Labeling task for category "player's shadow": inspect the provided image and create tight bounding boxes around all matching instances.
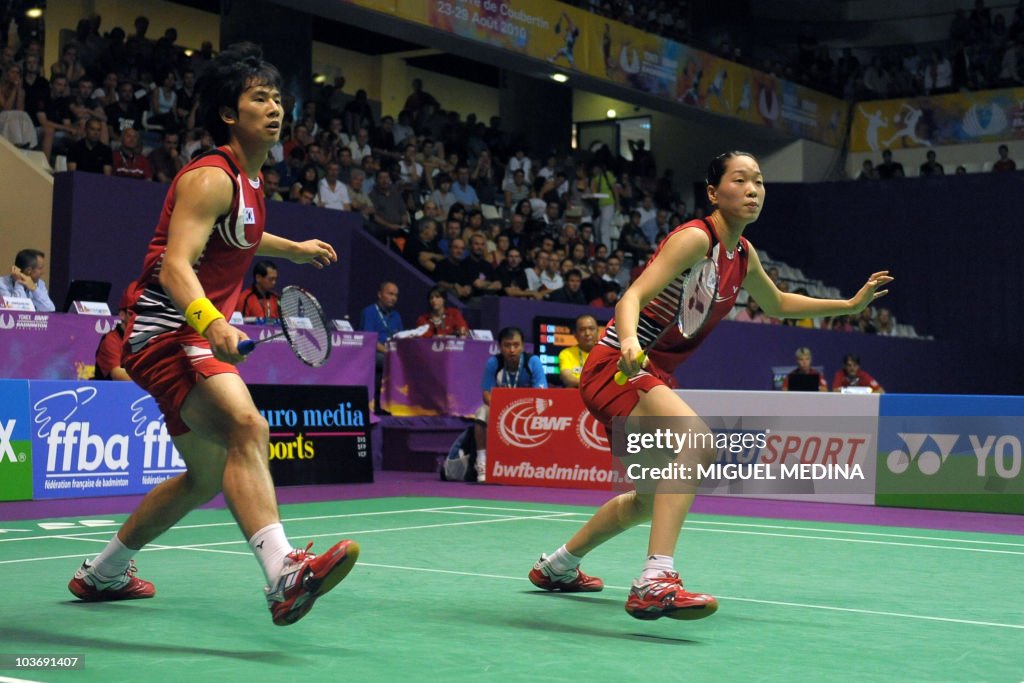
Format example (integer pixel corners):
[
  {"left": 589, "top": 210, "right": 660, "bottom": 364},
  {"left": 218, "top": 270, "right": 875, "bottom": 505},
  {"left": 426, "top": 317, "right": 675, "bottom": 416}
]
[
  {"left": 521, "top": 590, "right": 622, "bottom": 606},
  {"left": 500, "top": 616, "right": 698, "bottom": 645},
  {"left": 16, "top": 619, "right": 311, "bottom": 664}
]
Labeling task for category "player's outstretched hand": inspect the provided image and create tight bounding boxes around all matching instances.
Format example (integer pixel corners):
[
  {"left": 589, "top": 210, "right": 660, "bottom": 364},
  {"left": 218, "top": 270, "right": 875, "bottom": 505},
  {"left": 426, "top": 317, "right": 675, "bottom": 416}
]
[
  {"left": 291, "top": 239, "right": 338, "bottom": 269},
  {"left": 849, "top": 270, "right": 894, "bottom": 313}
]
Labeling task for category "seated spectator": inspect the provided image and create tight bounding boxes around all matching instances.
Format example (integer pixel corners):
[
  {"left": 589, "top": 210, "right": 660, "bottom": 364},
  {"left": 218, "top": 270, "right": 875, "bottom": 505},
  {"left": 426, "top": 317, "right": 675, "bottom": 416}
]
[
  {"left": 546, "top": 268, "right": 587, "bottom": 305},
  {"left": 397, "top": 142, "right": 423, "bottom": 191},
  {"left": 919, "top": 150, "right": 944, "bottom": 176},
  {"left": 504, "top": 168, "right": 531, "bottom": 213},
  {"left": 105, "top": 80, "right": 144, "bottom": 138},
  {"left": 415, "top": 286, "right": 469, "bottom": 338},
  {"left": 463, "top": 233, "right": 503, "bottom": 297},
  {"left": 235, "top": 260, "right": 281, "bottom": 321},
  {"left": 782, "top": 347, "right": 827, "bottom": 392},
  {"left": 318, "top": 161, "right": 351, "bottom": 211},
  {"left": 618, "top": 210, "right": 655, "bottom": 261},
  {"left": 149, "top": 130, "right": 184, "bottom": 183},
  {"left": 857, "top": 306, "right": 877, "bottom": 333},
  {"left": 832, "top": 353, "right": 885, "bottom": 393},
  {"left": 558, "top": 314, "right": 599, "bottom": 388},
  {"left": 67, "top": 117, "right": 112, "bottom": 174},
  {"left": 94, "top": 307, "right": 130, "bottom": 381},
  {"left": 435, "top": 239, "right": 474, "bottom": 300},
  {"left": 993, "top": 144, "right": 1016, "bottom": 172},
  {"left": 496, "top": 248, "right": 541, "bottom": 299},
  {"left": 347, "top": 169, "right": 375, "bottom": 220},
  {"left": 582, "top": 257, "right": 614, "bottom": 302},
  {"left": 360, "top": 281, "right": 403, "bottom": 412},
  {"left": 0, "top": 63, "right": 38, "bottom": 148},
  {"left": 875, "top": 307, "right": 896, "bottom": 335},
  {"left": 589, "top": 286, "right": 619, "bottom": 308},
  {"left": 604, "top": 254, "right": 629, "bottom": 290},
  {"left": 734, "top": 297, "right": 772, "bottom": 323},
  {"left": 38, "top": 74, "right": 76, "bottom": 161},
  {"left": 369, "top": 169, "right": 410, "bottom": 245},
  {"left": 823, "top": 315, "right": 855, "bottom": 332},
  {"left": 112, "top": 127, "right": 153, "bottom": 180},
  {"left": 473, "top": 326, "right": 547, "bottom": 482},
  {"left": 876, "top": 150, "right": 904, "bottom": 179},
  {"left": 263, "top": 168, "right": 284, "bottom": 201},
  {"left": 1, "top": 249, "right": 56, "bottom": 311},
  {"left": 857, "top": 159, "right": 879, "bottom": 180},
  {"left": 451, "top": 165, "right": 480, "bottom": 210},
  {"left": 405, "top": 218, "right": 445, "bottom": 276}
]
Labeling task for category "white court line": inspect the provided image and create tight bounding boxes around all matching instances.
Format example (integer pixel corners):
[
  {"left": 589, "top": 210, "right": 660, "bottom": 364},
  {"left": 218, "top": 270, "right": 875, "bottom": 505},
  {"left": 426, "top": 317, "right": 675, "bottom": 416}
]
[
  {"left": 350, "top": 561, "right": 1024, "bottom": 632},
  {"left": 0, "top": 676, "right": 49, "bottom": 683},
  {"left": 0, "top": 513, "right": 575, "bottom": 564},
  {"left": 0, "top": 505, "right": 483, "bottom": 544},
  {"left": 5, "top": 515, "right": 1024, "bottom": 632}
]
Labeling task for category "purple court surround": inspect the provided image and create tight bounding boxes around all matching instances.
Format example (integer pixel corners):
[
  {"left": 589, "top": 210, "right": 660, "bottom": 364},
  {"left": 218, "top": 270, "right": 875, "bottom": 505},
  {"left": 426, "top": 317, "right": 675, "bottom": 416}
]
[{"left": 1, "top": 470, "right": 1020, "bottom": 536}]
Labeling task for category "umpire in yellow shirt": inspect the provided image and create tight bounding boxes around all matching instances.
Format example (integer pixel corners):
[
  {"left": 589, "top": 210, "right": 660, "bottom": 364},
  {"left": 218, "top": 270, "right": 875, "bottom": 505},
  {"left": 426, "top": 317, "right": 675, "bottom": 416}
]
[{"left": 558, "top": 314, "right": 600, "bottom": 388}]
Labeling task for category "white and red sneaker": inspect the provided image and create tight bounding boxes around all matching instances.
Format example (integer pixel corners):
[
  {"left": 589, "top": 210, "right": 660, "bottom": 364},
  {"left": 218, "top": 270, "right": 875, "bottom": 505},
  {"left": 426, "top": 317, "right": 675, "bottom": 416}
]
[
  {"left": 625, "top": 571, "right": 718, "bottom": 620},
  {"left": 528, "top": 554, "right": 604, "bottom": 592},
  {"left": 266, "top": 539, "right": 359, "bottom": 626},
  {"left": 68, "top": 560, "right": 155, "bottom": 602}
]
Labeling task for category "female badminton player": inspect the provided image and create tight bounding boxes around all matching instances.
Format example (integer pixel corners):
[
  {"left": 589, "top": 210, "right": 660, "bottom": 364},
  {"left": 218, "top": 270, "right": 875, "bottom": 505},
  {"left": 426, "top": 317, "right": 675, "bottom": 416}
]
[{"left": 529, "top": 151, "right": 893, "bottom": 621}]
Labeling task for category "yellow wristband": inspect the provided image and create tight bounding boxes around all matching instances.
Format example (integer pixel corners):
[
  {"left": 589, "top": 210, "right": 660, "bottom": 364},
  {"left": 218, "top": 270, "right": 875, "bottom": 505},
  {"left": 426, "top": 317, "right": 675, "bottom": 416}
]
[{"left": 184, "top": 297, "right": 225, "bottom": 335}]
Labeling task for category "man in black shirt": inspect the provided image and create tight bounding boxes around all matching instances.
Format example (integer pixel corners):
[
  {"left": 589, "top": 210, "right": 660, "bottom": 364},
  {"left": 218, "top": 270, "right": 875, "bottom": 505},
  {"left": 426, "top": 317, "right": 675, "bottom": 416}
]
[{"left": 67, "top": 117, "right": 112, "bottom": 174}]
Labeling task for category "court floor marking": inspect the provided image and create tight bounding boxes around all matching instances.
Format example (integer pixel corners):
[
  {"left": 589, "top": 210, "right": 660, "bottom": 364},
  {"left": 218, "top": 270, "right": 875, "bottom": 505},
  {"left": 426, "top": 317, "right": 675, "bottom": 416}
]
[
  {"left": 50, "top": 535, "right": 1021, "bottom": 633},
  {"left": 2, "top": 505, "right": 1020, "bottom": 562},
  {"left": 0, "top": 505, "right": 516, "bottom": 544},
  {"left": 0, "top": 512, "right": 579, "bottom": 564}
]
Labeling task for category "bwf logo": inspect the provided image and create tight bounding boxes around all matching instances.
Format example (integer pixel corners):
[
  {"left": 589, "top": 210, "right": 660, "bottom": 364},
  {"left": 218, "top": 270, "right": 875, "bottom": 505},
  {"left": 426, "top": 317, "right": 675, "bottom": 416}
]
[{"left": 888, "top": 432, "right": 1022, "bottom": 478}]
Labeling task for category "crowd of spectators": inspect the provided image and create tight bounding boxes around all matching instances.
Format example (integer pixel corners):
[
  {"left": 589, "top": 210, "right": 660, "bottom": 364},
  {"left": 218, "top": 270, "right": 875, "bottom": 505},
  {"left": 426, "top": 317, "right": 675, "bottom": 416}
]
[{"left": 566, "top": 0, "right": 1024, "bottom": 101}]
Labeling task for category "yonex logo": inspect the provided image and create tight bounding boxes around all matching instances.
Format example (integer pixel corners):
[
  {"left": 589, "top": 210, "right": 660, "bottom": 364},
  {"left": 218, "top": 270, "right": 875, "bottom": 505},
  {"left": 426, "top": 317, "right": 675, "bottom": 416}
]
[
  {"left": 887, "top": 432, "right": 1022, "bottom": 479},
  {"left": 577, "top": 410, "right": 609, "bottom": 452},
  {"left": 887, "top": 433, "right": 959, "bottom": 475},
  {"left": 497, "top": 398, "right": 572, "bottom": 449},
  {"left": 0, "top": 419, "right": 20, "bottom": 463},
  {"left": 432, "top": 341, "right": 445, "bottom": 352},
  {"left": 94, "top": 320, "right": 113, "bottom": 334},
  {"left": 488, "top": 343, "right": 500, "bottom": 355},
  {"left": 0, "top": 314, "right": 13, "bottom": 329}
]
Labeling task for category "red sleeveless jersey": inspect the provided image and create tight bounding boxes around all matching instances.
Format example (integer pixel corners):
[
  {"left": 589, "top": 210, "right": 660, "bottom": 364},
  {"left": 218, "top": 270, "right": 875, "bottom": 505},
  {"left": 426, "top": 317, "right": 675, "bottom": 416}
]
[
  {"left": 126, "top": 147, "right": 265, "bottom": 351},
  {"left": 598, "top": 218, "right": 750, "bottom": 373}
]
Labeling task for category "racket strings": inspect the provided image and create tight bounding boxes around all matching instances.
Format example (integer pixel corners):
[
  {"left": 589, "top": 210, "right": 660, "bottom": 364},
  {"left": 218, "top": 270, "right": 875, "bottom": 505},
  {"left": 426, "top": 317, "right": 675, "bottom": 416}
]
[{"left": 280, "top": 288, "right": 331, "bottom": 367}]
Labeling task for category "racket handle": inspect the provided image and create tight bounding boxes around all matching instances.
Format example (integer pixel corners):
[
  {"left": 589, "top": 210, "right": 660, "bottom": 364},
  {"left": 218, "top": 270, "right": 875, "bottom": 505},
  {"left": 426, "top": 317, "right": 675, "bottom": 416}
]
[
  {"left": 613, "top": 351, "right": 646, "bottom": 385},
  {"left": 238, "top": 339, "right": 256, "bottom": 355}
]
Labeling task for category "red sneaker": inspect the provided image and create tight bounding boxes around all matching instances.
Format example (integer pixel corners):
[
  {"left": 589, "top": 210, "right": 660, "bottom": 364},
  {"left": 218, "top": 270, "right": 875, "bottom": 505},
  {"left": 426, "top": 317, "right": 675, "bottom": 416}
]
[
  {"left": 266, "top": 539, "right": 359, "bottom": 626},
  {"left": 68, "top": 560, "right": 155, "bottom": 602},
  {"left": 528, "top": 554, "right": 604, "bottom": 592},
  {"left": 625, "top": 571, "right": 718, "bottom": 621}
]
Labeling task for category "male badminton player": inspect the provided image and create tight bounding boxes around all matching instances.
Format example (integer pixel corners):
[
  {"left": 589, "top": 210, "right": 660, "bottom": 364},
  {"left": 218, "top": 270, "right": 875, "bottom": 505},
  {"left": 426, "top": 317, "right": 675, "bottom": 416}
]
[
  {"left": 68, "top": 43, "right": 358, "bottom": 626},
  {"left": 529, "top": 151, "right": 893, "bottom": 620}
]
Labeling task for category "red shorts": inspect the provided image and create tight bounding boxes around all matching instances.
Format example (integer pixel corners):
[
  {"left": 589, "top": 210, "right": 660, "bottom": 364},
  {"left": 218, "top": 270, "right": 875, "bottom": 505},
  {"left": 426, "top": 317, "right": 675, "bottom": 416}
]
[
  {"left": 122, "top": 324, "right": 239, "bottom": 436},
  {"left": 579, "top": 344, "right": 677, "bottom": 427}
]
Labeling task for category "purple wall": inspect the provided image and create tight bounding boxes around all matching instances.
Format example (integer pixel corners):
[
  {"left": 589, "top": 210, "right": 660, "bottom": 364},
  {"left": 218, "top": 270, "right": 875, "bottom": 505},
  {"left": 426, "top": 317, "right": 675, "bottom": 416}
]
[
  {"left": 749, "top": 172, "right": 1024, "bottom": 352},
  {"left": 48, "top": 172, "right": 1019, "bottom": 395},
  {"left": 49, "top": 172, "right": 435, "bottom": 327},
  {"left": 479, "top": 296, "right": 1013, "bottom": 395}
]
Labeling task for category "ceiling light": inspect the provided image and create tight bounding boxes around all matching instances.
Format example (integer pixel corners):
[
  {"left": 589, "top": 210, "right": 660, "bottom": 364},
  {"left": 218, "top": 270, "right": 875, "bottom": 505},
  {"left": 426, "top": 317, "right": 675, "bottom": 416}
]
[
  {"left": 606, "top": 109, "right": 617, "bottom": 118},
  {"left": 550, "top": 73, "right": 569, "bottom": 83},
  {"left": 25, "top": 7, "right": 43, "bottom": 18}
]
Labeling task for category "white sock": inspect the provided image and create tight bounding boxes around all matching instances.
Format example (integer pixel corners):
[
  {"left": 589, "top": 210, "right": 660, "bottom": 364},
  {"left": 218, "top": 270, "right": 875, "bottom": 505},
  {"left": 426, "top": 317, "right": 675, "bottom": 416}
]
[
  {"left": 91, "top": 535, "right": 137, "bottom": 580},
  {"left": 249, "top": 522, "right": 293, "bottom": 587},
  {"left": 640, "top": 554, "right": 675, "bottom": 580},
  {"left": 547, "top": 544, "right": 582, "bottom": 575},
  {"left": 475, "top": 449, "right": 487, "bottom": 473}
]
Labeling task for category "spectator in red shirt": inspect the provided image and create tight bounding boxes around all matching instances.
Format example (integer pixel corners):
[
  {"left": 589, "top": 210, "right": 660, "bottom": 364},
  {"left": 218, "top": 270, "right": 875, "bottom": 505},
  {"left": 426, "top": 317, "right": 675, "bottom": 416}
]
[
  {"left": 415, "top": 286, "right": 469, "bottom": 337},
  {"left": 235, "top": 260, "right": 281, "bottom": 321},
  {"left": 992, "top": 144, "right": 1017, "bottom": 172},
  {"left": 832, "top": 353, "right": 884, "bottom": 393},
  {"left": 112, "top": 127, "right": 153, "bottom": 180},
  {"left": 94, "top": 309, "right": 130, "bottom": 380}
]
